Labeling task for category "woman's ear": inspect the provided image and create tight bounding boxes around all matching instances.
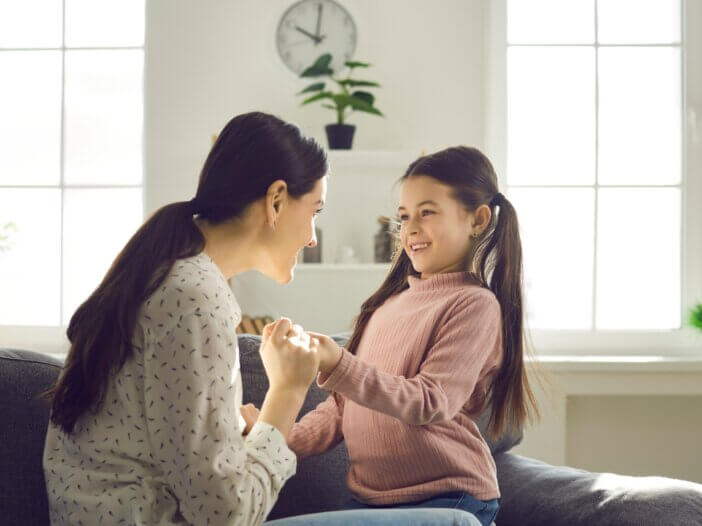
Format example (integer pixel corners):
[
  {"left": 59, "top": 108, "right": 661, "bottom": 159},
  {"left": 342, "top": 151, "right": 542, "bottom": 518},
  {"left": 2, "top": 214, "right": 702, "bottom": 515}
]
[{"left": 265, "top": 180, "right": 288, "bottom": 229}]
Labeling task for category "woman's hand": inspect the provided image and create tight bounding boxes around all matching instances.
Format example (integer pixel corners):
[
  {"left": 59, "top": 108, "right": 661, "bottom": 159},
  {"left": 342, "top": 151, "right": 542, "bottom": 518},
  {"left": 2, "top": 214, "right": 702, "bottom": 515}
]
[
  {"left": 260, "top": 318, "right": 320, "bottom": 393},
  {"left": 257, "top": 318, "right": 320, "bottom": 440},
  {"left": 307, "top": 331, "right": 343, "bottom": 375},
  {"left": 240, "top": 403, "right": 260, "bottom": 435}
]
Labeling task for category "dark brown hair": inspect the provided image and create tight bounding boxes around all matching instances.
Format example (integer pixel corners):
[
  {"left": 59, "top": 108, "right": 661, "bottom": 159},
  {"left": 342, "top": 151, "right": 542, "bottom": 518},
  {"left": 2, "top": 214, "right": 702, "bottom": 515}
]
[
  {"left": 345, "top": 146, "right": 538, "bottom": 438},
  {"left": 42, "top": 112, "right": 327, "bottom": 434}
]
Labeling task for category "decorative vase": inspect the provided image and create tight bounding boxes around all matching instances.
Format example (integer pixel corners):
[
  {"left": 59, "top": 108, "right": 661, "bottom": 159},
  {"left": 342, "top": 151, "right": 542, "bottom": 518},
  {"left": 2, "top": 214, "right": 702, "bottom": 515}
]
[{"left": 325, "top": 124, "right": 356, "bottom": 150}]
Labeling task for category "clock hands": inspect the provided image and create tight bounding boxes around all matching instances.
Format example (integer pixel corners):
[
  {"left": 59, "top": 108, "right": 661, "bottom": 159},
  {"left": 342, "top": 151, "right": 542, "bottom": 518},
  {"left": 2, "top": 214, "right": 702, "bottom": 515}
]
[
  {"left": 295, "top": 25, "right": 325, "bottom": 44},
  {"left": 314, "top": 3, "right": 324, "bottom": 43}
]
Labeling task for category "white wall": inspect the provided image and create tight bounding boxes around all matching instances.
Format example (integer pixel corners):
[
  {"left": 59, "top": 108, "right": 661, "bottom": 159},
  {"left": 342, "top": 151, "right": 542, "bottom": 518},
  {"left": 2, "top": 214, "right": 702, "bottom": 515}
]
[{"left": 144, "top": 0, "right": 487, "bottom": 212}]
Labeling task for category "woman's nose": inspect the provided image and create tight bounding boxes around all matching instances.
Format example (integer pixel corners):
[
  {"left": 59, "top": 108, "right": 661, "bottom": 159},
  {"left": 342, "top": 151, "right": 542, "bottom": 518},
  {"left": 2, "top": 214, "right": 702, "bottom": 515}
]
[{"left": 307, "top": 230, "right": 318, "bottom": 247}]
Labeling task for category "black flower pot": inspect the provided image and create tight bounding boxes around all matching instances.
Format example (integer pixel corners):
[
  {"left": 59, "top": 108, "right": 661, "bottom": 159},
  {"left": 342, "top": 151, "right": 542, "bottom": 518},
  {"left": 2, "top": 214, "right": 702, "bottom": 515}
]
[{"left": 325, "top": 124, "right": 356, "bottom": 150}]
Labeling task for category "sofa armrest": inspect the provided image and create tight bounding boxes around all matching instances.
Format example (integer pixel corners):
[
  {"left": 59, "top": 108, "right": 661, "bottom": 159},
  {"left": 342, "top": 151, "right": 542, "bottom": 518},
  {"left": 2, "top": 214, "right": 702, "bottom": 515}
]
[{"left": 495, "top": 452, "right": 702, "bottom": 526}]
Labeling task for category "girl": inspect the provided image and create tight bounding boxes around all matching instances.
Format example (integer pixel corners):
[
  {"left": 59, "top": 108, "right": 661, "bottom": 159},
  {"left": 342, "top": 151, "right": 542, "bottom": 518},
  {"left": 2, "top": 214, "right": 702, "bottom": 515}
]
[
  {"left": 284, "top": 146, "right": 539, "bottom": 526},
  {"left": 41, "top": 112, "right": 481, "bottom": 526}
]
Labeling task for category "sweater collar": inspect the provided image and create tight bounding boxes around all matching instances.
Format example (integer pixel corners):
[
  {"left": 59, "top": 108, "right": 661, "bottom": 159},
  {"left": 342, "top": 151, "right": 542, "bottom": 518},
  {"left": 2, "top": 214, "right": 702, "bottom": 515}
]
[{"left": 407, "top": 271, "right": 480, "bottom": 292}]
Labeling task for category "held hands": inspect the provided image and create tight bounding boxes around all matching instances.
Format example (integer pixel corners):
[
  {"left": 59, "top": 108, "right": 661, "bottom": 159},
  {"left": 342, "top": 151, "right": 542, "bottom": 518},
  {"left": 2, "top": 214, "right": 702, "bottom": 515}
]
[
  {"left": 258, "top": 318, "right": 344, "bottom": 385},
  {"left": 251, "top": 319, "right": 343, "bottom": 440},
  {"left": 267, "top": 319, "right": 343, "bottom": 375},
  {"left": 259, "top": 318, "right": 320, "bottom": 393}
]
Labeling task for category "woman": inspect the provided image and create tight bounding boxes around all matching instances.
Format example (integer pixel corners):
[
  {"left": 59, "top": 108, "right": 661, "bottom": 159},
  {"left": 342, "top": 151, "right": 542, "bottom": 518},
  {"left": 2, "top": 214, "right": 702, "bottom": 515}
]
[{"left": 42, "top": 112, "right": 480, "bottom": 526}]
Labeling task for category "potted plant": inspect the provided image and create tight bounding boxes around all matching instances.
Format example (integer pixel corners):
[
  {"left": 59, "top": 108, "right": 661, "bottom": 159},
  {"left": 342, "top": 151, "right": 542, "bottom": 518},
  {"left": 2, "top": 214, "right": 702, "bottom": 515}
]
[{"left": 297, "top": 53, "right": 383, "bottom": 150}]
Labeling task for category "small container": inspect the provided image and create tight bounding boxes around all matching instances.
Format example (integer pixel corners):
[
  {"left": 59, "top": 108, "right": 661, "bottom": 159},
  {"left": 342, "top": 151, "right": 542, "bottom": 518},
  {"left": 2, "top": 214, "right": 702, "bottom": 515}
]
[{"left": 374, "top": 216, "right": 394, "bottom": 263}]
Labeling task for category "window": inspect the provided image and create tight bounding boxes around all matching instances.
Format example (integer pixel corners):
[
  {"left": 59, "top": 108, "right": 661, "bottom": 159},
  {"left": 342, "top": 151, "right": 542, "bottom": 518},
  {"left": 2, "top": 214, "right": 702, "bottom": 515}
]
[
  {"left": 0, "top": 0, "right": 145, "bottom": 349},
  {"left": 487, "top": 0, "right": 702, "bottom": 353}
]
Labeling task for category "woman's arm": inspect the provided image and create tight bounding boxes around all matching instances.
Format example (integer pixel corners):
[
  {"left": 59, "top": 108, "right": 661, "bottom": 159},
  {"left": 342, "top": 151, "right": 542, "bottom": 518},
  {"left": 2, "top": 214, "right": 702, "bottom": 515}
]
[
  {"left": 144, "top": 309, "right": 300, "bottom": 526},
  {"left": 314, "top": 292, "right": 502, "bottom": 426}
]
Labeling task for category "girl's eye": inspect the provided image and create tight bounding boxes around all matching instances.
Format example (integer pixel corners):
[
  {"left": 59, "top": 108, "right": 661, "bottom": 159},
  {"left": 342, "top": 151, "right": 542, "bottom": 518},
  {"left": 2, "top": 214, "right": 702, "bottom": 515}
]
[
  {"left": 314, "top": 208, "right": 323, "bottom": 217},
  {"left": 421, "top": 210, "right": 435, "bottom": 216},
  {"left": 398, "top": 214, "right": 409, "bottom": 222}
]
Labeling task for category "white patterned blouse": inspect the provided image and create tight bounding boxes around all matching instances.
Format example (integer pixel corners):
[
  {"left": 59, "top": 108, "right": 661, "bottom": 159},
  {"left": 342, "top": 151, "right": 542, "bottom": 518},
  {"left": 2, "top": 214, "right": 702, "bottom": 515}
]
[{"left": 43, "top": 252, "right": 296, "bottom": 526}]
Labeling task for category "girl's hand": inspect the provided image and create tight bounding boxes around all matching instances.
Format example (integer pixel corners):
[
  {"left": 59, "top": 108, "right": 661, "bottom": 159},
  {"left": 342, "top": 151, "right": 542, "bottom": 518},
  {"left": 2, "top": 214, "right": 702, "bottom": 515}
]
[
  {"left": 260, "top": 318, "right": 320, "bottom": 393},
  {"left": 240, "top": 403, "right": 260, "bottom": 435},
  {"left": 307, "top": 331, "right": 343, "bottom": 375}
]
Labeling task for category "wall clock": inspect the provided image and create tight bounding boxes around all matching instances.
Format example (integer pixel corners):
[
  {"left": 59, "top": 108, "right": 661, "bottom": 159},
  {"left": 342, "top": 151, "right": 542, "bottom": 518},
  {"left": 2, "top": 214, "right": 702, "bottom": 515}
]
[{"left": 276, "top": 0, "right": 357, "bottom": 75}]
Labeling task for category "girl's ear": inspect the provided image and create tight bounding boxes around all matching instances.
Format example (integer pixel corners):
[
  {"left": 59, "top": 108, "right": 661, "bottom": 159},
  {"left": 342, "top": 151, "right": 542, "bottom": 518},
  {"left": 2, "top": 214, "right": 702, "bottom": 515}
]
[
  {"left": 472, "top": 204, "right": 492, "bottom": 235},
  {"left": 265, "top": 180, "right": 287, "bottom": 228}
]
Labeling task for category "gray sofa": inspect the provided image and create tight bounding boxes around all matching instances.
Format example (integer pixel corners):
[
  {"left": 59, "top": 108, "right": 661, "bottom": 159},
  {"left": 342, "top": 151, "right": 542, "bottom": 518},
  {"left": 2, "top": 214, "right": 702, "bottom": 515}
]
[{"left": 2, "top": 338, "right": 702, "bottom": 525}]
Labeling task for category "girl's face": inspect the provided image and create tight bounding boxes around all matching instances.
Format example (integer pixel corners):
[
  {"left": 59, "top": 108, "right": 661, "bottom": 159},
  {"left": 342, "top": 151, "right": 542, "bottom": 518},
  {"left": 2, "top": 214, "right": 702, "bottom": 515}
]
[
  {"left": 267, "top": 176, "right": 326, "bottom": 284},
  {"left": 398, "top": 175, "right": 478, "bottom": 279}
]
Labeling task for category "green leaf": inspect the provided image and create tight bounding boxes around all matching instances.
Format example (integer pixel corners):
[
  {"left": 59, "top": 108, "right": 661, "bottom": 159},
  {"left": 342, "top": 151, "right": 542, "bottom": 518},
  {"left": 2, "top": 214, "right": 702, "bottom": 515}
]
[
  {"left": 301, "top": 65, "right": 334, "bottom": 78},
  {"left": 348, "top": 94, "right": 383, "bottom": 116},
  {"left": 689, "top": 303, "right": 702, "bottom": 331},
  {"left": 300, "top": 53, "right": 334, "bottom": 77},
  {"left": 345, "top": 60, "right": 371, "bottom": 68},
  {"left": 351, "top": 90, "right": 375, "bottom": 106},
  {"left": 321, "top": 104, "right": 336, "bottom": 110},
  {"left": 314, "top": 54, "right": 333, "bottom": 69},
  {"left": 301, "top": 91, "right": 334, "bottom": 105},
  {"left": 337, "top": 79, "right": 381, "bottom": 88},
  {"left": 298, "top": 82, "right": 325, "bottom": 95}
]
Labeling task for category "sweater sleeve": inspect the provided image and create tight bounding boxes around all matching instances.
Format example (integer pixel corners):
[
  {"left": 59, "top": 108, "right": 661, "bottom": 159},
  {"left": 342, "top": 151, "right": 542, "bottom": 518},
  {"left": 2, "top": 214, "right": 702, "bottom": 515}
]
[
  {"left": 287, "top": 393, "right": 345, "bottom": 459},
  {"left": 143, "top": 306, "right": 296, "bottom": 526},
  {"left": 317, "top": 292, "right": 502, "bottom": 426}
]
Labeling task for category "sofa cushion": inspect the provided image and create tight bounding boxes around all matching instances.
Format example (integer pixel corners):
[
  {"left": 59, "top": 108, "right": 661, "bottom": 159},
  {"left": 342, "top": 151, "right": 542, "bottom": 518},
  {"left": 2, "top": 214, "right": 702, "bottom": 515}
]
[
  {"left": 494, "top": 452, "right": 702, "bottom": 526},
  {"left": 0, "top": 349, "right": 62, "bottom": 526}
]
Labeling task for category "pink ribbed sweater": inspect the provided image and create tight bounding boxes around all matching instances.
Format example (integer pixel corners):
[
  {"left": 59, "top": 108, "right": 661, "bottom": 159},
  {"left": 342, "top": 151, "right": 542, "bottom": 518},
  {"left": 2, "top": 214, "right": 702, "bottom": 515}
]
[{"left": 288, "top": 271, "right": 504, "bottom": 504}]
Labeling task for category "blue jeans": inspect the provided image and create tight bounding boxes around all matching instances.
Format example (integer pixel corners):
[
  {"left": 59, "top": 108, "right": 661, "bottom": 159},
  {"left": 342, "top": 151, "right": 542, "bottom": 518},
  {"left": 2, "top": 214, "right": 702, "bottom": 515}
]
[
  {"left": 265, "top": 508, "right": 482, "bottom": 526},
  {"left": 344, "top": 491, "right": 499, "bottom": 526}
]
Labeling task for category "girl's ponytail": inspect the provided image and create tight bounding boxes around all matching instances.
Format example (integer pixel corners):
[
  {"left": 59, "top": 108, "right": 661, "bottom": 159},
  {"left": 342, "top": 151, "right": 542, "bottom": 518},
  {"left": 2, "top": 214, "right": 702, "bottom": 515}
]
[{"left": 479, "top": 194, "right": 539, "bottom": 438}]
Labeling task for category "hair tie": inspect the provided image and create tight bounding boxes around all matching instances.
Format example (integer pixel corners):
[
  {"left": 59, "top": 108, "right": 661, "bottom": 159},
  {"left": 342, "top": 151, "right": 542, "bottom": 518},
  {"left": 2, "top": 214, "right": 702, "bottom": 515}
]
[{"left": 489, "top": 192, "right": 505, "bottom": 207}]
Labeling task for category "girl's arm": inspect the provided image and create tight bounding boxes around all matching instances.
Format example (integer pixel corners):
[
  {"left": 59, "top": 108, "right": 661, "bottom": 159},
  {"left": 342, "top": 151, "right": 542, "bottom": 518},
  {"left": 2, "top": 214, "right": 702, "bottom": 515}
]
[
  {"left": 315, "top": 292, "right": 501, "bottom": 426},
  {"left": 287, "top": 393, "right": 345, "bottom": 459}
]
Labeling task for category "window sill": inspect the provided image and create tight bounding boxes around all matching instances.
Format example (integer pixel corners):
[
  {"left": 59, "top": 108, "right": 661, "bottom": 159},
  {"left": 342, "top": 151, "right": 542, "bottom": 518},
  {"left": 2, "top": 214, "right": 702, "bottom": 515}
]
[{"left": 531, "top": 354, "right": 702, "bottom": 372}]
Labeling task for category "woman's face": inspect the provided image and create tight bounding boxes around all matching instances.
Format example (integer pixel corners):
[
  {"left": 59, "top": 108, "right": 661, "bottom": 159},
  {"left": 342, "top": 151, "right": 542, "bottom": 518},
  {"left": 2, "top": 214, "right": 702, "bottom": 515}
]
[{"left": 266, "top": 176, "right": 327, "bottom": 284}]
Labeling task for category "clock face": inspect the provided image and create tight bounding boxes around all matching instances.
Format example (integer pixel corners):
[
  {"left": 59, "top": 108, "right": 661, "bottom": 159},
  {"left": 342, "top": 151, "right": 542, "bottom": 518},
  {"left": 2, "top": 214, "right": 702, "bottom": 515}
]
[{"left": 276, "top": 0, "right": 357, "bottom": 75}]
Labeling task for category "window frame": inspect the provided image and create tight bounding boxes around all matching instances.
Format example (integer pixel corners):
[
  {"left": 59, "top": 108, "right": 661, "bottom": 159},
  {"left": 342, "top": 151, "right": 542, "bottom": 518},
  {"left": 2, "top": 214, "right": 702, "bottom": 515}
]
[
  {"left": 0, "top": 1, "right": 145, "bottom": 354},
  {"left": 485, "top": 0, "right": 702, "bottom": 356}
]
